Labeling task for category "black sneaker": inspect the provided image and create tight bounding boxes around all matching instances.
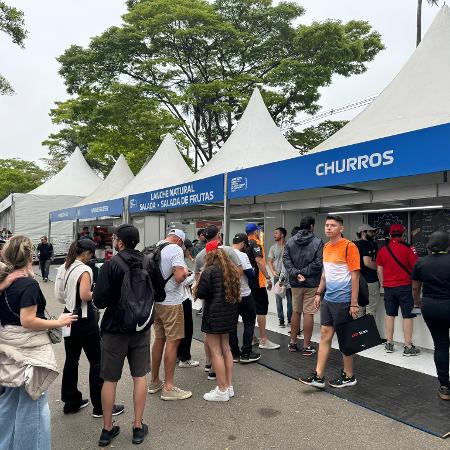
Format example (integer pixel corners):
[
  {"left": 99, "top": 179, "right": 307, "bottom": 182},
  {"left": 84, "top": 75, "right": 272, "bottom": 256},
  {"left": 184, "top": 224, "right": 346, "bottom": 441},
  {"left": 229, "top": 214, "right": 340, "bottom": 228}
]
[
  {"left": 232, "top": 354, "right": 240, "bottom": 363},
  {"left": 279, "top": 320, "right": 286, "bottom": 328},
  {"left": 302, "top": 346, "right": 317, "bottom": 357},
  {"left": 207, "top": 371, "right": 216, "bottom": 380},
  {"left": 239, "top": 351, "right": 261, "bottom": 364},
  {"left": 328, "top": 370, "right": 357, "bottom": 388},
  {"left": 439, "top": 385, "right": 450, "bottom": 401},
  {"left": 288, "top": 342, "right": 298, "bottom": 352},
  {"left": 98, "top": 425, "right": 120, "bottom": 447},
  {"left": 92, "top": 404, "right": 125, "bottom": 418},
  {"left": 132, "top": 422, "right": 149, "bottom": 445},
  {"left": 299, "top": 371, "right": 325, "bottom": 389},
  {"left": 63, "top": 398, "right": 90, "bottom": 415},
  {"left": 204, "top": 363, "right": 212, "bottom": 372}
]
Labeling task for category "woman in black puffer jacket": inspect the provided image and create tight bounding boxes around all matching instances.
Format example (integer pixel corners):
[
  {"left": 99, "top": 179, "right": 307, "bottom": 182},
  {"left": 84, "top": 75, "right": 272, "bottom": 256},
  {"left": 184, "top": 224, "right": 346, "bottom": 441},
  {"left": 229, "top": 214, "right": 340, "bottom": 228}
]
[{"left": 194, "top": 240, "right": 240, "bottom": 402}]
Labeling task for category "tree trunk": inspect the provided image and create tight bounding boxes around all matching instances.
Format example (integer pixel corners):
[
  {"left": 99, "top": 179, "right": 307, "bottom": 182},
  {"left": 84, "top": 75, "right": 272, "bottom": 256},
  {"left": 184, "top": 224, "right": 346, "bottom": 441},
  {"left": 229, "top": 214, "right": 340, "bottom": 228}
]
[{"left": 417, "top": 0, "right": 422, "bottom": 47}]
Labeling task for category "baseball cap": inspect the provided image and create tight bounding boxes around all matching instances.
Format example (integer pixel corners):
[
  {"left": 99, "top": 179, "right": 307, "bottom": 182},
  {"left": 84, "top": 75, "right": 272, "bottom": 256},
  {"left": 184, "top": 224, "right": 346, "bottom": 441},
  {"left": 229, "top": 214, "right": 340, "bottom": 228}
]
[
  {"left": 233, "top": 233, "right": 248, "bottom": 244},
  {"left": 389, "top": 224, "right": 406, "bottom": 235},
  {"left": 77, "top": 238, "right": 96, "bottom": 254},
  {"left": 358, "top": 225, "right": 377, "bottom": 233},
  {"left": 112, "top": 224, "right": 140, "bottom": 247},
  {"left": 206, "top": 240, "right": 220, "bottom": 253},
  {"left": 204, "top": 225, "right": 220, "bottom": 241},
  {"left": 168, "top": 228, "right": 186, "bottom": 243},
  {"left": 245, "top": 223, "right": 261, "bottom": 234}
]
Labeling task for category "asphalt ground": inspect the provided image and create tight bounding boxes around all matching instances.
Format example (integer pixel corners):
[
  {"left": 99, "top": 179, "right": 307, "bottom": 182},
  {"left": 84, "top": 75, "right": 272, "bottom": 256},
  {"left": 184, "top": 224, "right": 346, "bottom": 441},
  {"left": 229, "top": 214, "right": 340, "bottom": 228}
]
[{"left": 37, "top": 279, "right": 448, "bottom": 450}]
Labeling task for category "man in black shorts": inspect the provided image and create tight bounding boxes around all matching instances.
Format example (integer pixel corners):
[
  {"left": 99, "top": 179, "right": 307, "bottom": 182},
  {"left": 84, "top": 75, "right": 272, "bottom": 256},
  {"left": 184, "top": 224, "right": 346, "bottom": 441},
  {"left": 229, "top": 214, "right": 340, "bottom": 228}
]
[
  {"left": 94, "top": 224, "right": 150, "bottom": 447},
  {"left": 246, "top": 223, "right": 280, "bottom": 350}
]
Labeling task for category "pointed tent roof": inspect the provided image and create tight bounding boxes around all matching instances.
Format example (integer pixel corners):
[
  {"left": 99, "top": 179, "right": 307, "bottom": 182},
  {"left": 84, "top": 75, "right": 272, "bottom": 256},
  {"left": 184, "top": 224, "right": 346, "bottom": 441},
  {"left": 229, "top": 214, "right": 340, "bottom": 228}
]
[
  {"left": 192, "top": 88, "right": 299, "bottom": 180},
  {"left": 311, "top": 6, "right": 450, "bottom": 153},
  {"left": 118, "top": 134, "right": 193, "bottom": 197},
  {"left": 75, "top": 155, "right": 134, "bottom": 206},
  {"left": 31, "top": 148, "right": 102, "bottom": 196}
]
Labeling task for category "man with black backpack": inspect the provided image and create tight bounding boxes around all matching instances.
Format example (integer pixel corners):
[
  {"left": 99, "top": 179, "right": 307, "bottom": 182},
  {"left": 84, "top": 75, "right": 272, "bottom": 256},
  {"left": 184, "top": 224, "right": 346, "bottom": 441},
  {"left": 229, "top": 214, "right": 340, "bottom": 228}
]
[
  {"left": 94, "top": 224, "right": 151, "bottom": 447},
  {"left": 376, "top": 224, "right": 420, "bottom": 356},
  {"left": 147, "top": 229, "right": 192, "bottom": 401}
]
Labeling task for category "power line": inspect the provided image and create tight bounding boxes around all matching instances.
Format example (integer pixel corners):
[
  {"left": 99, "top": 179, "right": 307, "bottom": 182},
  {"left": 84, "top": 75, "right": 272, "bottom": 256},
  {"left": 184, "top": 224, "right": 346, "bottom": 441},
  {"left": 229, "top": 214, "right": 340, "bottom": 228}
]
[{"left": 296, "top": 95, "right": 377, "bottom": 126}]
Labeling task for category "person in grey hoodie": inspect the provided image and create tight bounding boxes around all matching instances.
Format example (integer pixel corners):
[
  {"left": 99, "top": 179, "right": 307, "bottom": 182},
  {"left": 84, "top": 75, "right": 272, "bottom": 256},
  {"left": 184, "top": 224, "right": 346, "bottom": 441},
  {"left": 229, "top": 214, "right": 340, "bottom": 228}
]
[{"left": 283, "top": 216, "right": 323, "bottom": 356}]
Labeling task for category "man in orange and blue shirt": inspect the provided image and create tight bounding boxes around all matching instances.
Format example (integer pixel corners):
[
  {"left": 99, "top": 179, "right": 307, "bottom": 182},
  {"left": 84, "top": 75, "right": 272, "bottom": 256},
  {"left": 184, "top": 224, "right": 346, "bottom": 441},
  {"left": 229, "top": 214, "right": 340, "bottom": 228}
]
[{"left": 300, "top": 215, "right": 360, "bottom": 389}]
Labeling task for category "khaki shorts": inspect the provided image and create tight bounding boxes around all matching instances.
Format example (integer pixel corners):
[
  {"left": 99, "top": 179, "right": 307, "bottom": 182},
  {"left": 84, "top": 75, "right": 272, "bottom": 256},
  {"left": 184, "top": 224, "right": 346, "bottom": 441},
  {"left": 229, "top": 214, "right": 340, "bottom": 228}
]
[
  {"left": 153, "top": 303, "right": 185, "bottom": 341},
  {"left": 291, "top": 287, "right": 317, "bottom": 314}
]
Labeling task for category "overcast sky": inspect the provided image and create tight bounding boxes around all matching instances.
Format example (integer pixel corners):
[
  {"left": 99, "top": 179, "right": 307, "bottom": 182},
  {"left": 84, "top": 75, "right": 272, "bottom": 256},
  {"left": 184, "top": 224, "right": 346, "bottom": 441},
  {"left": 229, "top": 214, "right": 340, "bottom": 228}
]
[{"left": 0, "top": 0, "right": 439, "bottom": 163}]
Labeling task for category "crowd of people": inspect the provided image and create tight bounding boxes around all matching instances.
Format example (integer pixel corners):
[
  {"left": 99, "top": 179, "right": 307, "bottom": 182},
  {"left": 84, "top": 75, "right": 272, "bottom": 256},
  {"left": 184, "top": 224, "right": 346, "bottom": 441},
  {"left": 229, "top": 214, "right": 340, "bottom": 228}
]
[{"left": 0, "top": 216, "right": 449, "bottom": 449}]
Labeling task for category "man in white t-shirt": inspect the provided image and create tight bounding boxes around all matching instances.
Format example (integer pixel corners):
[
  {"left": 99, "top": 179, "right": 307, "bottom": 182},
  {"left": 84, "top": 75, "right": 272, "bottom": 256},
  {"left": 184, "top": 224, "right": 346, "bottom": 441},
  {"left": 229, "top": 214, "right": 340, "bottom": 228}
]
[
  {"left": 148, "top": 229, "right": 192, "bottom": 401},
  {"left": 229, "top": 233, "right": 261, "bottom": 364}
]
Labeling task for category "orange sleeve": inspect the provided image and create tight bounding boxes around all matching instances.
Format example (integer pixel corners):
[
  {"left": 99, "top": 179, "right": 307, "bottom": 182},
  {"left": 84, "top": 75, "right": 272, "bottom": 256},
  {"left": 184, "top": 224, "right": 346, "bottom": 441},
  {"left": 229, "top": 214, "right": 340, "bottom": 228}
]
[{"left": 346, "top": 242, "right": 361, "bottom": 272}]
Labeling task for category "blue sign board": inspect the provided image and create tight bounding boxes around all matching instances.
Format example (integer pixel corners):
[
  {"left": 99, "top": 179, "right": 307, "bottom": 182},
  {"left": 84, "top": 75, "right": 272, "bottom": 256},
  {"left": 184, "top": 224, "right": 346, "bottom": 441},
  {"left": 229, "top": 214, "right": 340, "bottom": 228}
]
[
  {"left": 49, "top": 207, "right": 77, "bottom": 222},
  {"left": 77, "top": 198, "right": 124, "bottom": 220},
  {"left": 228, "top": 122, "right": 450, "bottom": 199},
  {"left": 129, "top": 174, "right": 224, "bottom": 214}
]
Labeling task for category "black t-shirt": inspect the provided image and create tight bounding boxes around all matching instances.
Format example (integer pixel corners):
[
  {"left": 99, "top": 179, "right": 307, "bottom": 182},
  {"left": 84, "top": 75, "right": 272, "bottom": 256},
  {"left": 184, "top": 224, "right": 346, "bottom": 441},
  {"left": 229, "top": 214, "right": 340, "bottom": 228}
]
[
  {"left": 412, "top": 253, "right": 450, "bottom": 301},
  {"left": 354, "top": 239, "right": 378, "bottom": 283},
  {"left": 246, "top": 239, "right": 263, "bottom": 289},
  {"left": 0, "top": 277, "right": 46, "bottom": 326},
  {"left": 37, "top": 243, "right": 53, "bottom": 261}
]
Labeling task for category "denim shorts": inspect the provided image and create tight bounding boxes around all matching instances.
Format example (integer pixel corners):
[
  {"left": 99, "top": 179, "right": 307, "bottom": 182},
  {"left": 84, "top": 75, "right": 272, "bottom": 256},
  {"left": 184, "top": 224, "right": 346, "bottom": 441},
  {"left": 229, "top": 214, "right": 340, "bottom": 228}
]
[
  {"left": 384, "top": 285, "right": 416, "bottom": 319},
  {"left": 320, "top": 300, "right": 351, "bottom": 328}
]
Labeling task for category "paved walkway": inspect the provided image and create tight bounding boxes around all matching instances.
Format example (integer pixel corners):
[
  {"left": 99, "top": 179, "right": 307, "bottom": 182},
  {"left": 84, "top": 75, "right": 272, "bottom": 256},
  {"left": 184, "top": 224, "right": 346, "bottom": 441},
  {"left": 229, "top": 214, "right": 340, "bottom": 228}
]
[{"left": 38, "top": 279, "right": 447, "bottom": 449}]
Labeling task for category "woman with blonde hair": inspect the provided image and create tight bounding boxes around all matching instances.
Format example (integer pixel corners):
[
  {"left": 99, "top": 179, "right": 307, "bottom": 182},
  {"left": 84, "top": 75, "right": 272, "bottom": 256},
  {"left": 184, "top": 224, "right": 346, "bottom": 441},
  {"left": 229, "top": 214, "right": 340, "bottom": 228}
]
[
  {"left": 0, "top": 235, "right": 77, "bottom": 450},
  {"left": 194, "top": 240, "right": 240, "bottom": 401}
]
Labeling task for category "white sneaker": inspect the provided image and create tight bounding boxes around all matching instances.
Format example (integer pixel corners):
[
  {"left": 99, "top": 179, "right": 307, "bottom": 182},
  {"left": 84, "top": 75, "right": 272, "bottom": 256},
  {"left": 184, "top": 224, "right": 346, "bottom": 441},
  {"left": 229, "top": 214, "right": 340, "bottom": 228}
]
[
  {"left": 259, "top": 339, "right": 280, "bottom": 350},
  {"left": 228, "top": 386, "right": 234, "bottom": 398},
  {"left": 178, "top": 359, "right": 200, "bottom": 368},
  {"left": 203, "top": 387, "right": 230, "bottom": 402}
]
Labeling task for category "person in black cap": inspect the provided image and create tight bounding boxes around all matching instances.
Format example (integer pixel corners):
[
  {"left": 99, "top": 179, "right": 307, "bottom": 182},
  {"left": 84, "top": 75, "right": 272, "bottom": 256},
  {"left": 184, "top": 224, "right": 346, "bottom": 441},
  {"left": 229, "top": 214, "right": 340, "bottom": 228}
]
[
  {"left": 412, "top": 231, "right": 450, "bottom": 401},
  {"left": 229, "top": 233, "right": 261, "bottom": 363},
  {"left": 94, "top": 224, "right": 149, "bottom": 446}
]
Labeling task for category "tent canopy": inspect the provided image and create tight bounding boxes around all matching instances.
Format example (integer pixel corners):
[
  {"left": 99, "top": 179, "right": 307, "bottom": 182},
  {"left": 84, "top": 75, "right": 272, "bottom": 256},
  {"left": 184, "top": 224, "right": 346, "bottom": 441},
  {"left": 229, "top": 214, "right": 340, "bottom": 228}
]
[
  {"left": 31, "top": 148, "right": 102, "bottom": 196},
  {"left": 118, "top": 134, "right": 193, "bottom": 197},
  {"left": 192, "top": 88, "right": 299, "bottom": 180},
  {"left": 311, "top": 5, "right": 450, "bottom": 153},
  {"left": 75, "top": 154, "right": 134, "bottom": 206}
]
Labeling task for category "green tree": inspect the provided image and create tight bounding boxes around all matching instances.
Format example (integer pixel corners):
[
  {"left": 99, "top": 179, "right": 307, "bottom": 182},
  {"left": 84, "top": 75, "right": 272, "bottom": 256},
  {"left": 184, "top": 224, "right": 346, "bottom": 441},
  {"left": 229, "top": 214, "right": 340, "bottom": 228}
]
[
  {"left": 0, "top": 158, "right": 46, "bottom": 201},
  {"left": 0, "top": 2, "right": 27, "bottom": 95},
  {"left": 51, "top": 0, "right": 384, "bottom": 168},
  {"left": 287, "top": 120, "right": 348, "bottom": 154},
  {"left": 43, "top": 83, "right": 185, "bottom": 175},
  {"left": 417, "top": 0, "right": 439, "bottom": 46}
]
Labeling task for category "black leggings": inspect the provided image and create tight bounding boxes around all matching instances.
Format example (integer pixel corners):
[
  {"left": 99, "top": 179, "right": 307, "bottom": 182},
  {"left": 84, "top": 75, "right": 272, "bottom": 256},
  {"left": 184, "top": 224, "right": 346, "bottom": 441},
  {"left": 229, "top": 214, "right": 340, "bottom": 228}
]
[
  {"left": 177, "top": 298, "right": 193, "bottom": 362},
  {"left": 422, "top": 297, "right": 450, "bottom": 387}
]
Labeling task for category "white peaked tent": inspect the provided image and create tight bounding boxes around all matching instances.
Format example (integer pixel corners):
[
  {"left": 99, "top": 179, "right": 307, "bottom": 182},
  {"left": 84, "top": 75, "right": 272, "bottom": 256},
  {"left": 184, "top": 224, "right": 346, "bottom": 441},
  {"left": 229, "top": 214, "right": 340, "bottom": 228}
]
[
  {"left": 75, "top": 154, "right": 134, "bottom": 207},
  {"left": 192, "top": 88, "right": 299, "bottom": 180},
  {"left": 311, "top": 6, "right": 450, "bottom": 153},
  {"left": 0, "top": 148, "right": 101, "bottom": 253},
  {"left": 118, "top": 134, "right": 193, "bottom": 198}
]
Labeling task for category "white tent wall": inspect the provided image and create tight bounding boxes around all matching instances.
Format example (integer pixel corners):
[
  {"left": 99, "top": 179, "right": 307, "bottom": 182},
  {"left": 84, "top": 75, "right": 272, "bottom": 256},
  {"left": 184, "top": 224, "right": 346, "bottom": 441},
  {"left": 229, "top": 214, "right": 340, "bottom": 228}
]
[
  {"left": 13, "top": 193, "right": 83, "bottom": 253},
  {"left": 132, "top": 215, "right": 166, "bottom": 250},
  {"left": 0, "top": 207, "right": 12, "bottom": 231}
]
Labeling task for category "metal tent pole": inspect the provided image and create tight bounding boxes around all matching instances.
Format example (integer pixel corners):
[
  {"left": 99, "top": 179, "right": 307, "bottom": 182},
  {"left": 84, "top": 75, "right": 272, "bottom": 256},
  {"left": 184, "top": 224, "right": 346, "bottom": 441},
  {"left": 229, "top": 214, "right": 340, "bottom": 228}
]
[{"left": 223, "top": 173, "right": 231, "bottom": 246}]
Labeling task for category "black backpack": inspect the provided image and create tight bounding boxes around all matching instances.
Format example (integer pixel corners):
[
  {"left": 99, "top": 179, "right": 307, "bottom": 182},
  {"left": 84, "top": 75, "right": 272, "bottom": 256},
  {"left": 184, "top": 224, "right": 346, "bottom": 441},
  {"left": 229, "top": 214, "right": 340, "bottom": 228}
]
[
  {"left": 114, "top": 253, "right": 155, "bottom": 333},
  {"left": 344, "top": 241, "right": 369, "bottom": 307},
  {"left": 142, "top": 242, "right": 174, "bottom": 302}
]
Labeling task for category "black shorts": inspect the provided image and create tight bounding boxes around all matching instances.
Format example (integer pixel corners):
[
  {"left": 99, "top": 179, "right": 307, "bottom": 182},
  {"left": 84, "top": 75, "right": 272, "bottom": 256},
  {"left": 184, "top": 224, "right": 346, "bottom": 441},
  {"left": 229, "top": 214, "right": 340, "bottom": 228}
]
[
  {"left": 384, "top": 286, "right": 416, "bottom": 319},
  {"left": 320, "top": 300, "right": 351, "bottom": 328},
  {"left": 100, "top": 329, "right": 151, "bottom": 382},
  {"left": 252, "top": 287, "right": 269, "bottom": 315}
]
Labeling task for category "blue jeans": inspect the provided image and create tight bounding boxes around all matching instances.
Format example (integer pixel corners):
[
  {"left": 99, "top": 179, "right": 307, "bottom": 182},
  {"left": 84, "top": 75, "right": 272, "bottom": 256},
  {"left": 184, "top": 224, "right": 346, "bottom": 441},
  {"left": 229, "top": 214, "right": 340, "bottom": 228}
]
[
  {"left": 274, "top": 277, "right": 292, "bottom": 324},
  {"left": 0, "top": 386, "right": 51, "bottom": 450}
]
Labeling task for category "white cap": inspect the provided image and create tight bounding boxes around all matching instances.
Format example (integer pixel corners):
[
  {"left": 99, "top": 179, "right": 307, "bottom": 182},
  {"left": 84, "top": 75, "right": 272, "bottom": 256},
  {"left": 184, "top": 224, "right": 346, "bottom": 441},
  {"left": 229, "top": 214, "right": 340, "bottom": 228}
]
[{"left": 168, "top": 228, "right": 186, "bottom": 243}]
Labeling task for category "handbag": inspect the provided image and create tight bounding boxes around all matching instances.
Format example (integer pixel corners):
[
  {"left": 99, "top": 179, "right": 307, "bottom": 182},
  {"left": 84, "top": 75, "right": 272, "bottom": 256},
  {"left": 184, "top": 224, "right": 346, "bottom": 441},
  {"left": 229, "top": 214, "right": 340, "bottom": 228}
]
[
  {"left": 335, "top": 314, "right": 382, "bottom": 356},
  {"left": 273, "top": 280, "right": 286, "bottom": 298},
  {"left": 4, "top": 291, "right": 62, "bottom": 344}
]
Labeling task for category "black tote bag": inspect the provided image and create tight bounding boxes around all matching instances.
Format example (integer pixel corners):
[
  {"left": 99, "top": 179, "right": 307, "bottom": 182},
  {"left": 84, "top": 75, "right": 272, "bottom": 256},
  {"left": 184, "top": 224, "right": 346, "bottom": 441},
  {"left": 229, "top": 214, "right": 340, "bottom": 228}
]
[{"left": 336, "top": 314, "right": 382, "bottom": 356}]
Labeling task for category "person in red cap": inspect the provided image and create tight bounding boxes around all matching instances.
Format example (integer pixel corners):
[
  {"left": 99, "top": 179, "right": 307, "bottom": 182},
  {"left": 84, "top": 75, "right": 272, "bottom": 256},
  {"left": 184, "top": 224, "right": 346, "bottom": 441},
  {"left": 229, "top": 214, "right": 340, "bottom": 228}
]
[
  {"left": 193, "top": 240, "right": 240, "bottom": 402},
  {"left": 376, "top": 224, "right": 420, "bottom": 356}
]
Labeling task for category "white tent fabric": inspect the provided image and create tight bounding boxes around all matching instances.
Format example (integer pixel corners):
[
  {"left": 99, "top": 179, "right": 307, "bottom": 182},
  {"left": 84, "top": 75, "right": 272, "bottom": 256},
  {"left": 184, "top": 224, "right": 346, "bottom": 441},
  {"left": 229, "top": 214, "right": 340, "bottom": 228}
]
[
  {"left": 31, "top": 148, "right": 102, "bottom": 196},
  {"left": 75, "top": 154, "right": 134, "bottom": 206},
  {"left": 119, "top": 134, "right": 193, "bottom": 197},
  {"left": 192, "top": 88, "right": 299, "bottom": 180},
  {"left": 311, "top": 6, "right": 450, "bottom": 153}
]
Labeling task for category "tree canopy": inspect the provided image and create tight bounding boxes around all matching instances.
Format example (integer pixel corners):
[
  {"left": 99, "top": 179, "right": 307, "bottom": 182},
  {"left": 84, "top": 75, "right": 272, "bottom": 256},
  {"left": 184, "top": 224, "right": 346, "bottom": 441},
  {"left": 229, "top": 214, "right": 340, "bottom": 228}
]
[
  {"left": 0, "top": 158, "right": 46, "bottom": 201},
  {"left": 47, "top": 0, "right": 384, "bottom": 171},
  {"left": 0, "top": 2, "right": 27, "bottom": 95}
]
